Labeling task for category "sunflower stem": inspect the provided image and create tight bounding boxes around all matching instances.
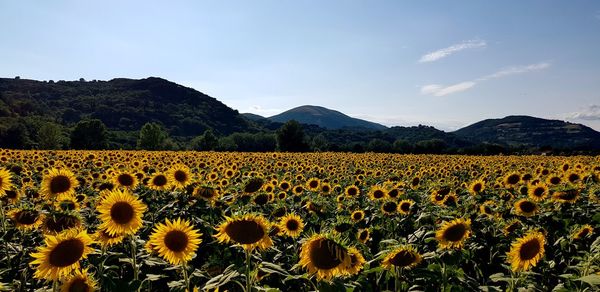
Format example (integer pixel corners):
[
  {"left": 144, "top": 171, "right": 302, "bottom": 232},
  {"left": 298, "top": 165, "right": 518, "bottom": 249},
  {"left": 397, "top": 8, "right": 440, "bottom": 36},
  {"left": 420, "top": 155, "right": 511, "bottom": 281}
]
[
  {"left": 52, "top": 279, "right": 59, "bottom": 292},
  {"left": 0, "top": 200, "right": 6, "bottom": 232},
  {"left": 245, "top": 250, "right": 252, "bottom": 292},
  {"left": 130, "top": 235, "right": 139, "bottom": 281},
  {"left": 182, "top": 263, "right": 190, "bottom": 292}
]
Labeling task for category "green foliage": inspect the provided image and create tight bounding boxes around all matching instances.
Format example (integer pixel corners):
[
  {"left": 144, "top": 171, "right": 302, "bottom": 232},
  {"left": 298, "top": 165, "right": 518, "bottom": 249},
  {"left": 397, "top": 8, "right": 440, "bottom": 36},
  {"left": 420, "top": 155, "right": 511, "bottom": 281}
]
[
  {"left": 276, "top": 120, "right": 309, "bottom": 152},
  {"left": 190, "top": 129, "right": 219, "bottom": 151},
  {"left": 137, "top": 122, "right": 168, "bottom": 150},
  {"left": 70, "top": 119, "right": 109, "bottom": 149}
]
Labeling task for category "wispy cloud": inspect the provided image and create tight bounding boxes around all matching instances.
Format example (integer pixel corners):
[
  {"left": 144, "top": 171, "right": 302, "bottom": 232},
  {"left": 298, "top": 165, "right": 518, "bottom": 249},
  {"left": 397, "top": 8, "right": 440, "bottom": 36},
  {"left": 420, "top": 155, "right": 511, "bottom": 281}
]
[
  {"left": 421, "top": 62, "right": 551, "bottom": 97},
  {"left": 419, "top": 40, "right": 486, "bottom": 63},
  {"left": 564, "top": 105, "right": 600, "bottom": 121}
]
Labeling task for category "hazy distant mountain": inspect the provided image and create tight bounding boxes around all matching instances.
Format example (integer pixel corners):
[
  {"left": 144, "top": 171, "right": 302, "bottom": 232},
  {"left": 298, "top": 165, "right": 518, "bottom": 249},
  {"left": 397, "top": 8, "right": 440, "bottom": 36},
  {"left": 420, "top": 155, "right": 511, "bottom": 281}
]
[
  {"left": 268, "top": 105, "right": 387, "bottom": 130},
  {"left": 454, "top": 115, "right": 600, "bottom": 149}
]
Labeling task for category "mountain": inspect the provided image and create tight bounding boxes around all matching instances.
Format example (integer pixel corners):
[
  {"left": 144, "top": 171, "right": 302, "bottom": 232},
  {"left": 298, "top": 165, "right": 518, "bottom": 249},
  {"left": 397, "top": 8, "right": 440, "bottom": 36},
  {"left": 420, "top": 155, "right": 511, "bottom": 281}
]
[
  {"left": 268, "top": 105, "right": 387, "bottom": 130},
  {"left": 241, "top": 113, "right": 267, "bottom": 121},
  {"left": 454, "top": 115, "right": 600, "bottom": 150},
  {"left": 0, "top": 77, "right": 254, "bottom": 137}
]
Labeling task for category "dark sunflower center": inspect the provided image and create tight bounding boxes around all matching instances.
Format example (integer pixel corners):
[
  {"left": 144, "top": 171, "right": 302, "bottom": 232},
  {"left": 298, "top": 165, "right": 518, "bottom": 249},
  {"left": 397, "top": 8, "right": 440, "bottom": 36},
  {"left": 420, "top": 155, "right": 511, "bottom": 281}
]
[
  {"left": 253, "top": 194, "right": 269, "bottom": 205},
  {"left": 550, "top": 177, "right": 560, "bottom": 184},
  {"left": 110, "top": 202, "right": 135, "bottom": 224},
  {"left": 280, "top": 182, "right": 290, "bottom": 190},
  {"left": 224, "top": 219, "right": 266, "bottom": 244},
  {"left": 388, "top": 189, "right": 399, "bottom": 198},
  {"left": 308, "top": 238, "right": 346, "bottom": 270},
  {"left": 153, "top": 175, "right": 168, "bottom": 187},
  {"left": 473, "top": 184, "right": 482, "bottom": 192},
  {"left": 244, "top": 178, "right": 264, "bottom": 193},
  {"left": 15, "top": 210, "right": 39, "bottom": 225},
  {"left": 352, "top": 212, "right": 363, "bottom": 220},
  {"left": 359, "top": 231, "right": 369, "bottom": 240},
  {"left": 443, "top": 223, "right": 467, "bottom": 242},
  {"left": 347, "top": 187, "right": 357, "bottom": 196},
  {"left": 519, "top": 201, "right": 536, "bottom": 213},
  {"left": 519, "top": 239, "right": 541, "bottom": 260},
  {"left": 174, "top": 170, "right": 187, "bottom": 182},
  {"left": 568, "top": 174, "right": 580, "bottom": 182},
  {"left": 49, "top": 239, "right": 85, "bottom": 267},
  {"left": 285, "top": 219, "right": 299, "bottom": 231},
  {"left": 400, "top": 202, "right": 411, "bottom": 212},
  {"left": 506, "top": 223, "right": 519, "bottom": 233},
  {"left": 506, "top": 175, "right": 520, "bottom": 185},
  {"left": 578, "top": 229, "right": 590, "bottom": 237},
  {"left": 5, "top": 190, "right": 17, "bottom": 199},
  {"left": 373, "top": 190, "right": 385, "bottom": 199},
  {"left": 68, "top": 278, "right": 90, "bottom": 292},
  {"left": 389, "top": 250, "right": 417, "bottom": 267},
  {"left": 322, "top": 185, "right": 330, "bottom": 192},
  {"left": 533, "top": 187, "right": 545, "bottom": 197},
  {"left": 117, "top": 174, "right": 134, "bottom": 186},
  {"left": 309, "top": 181, "right": 318, "bottom": 188},
  {"left": 164, "top": 230, "right": 189, "bottom": 252},
  {"left": 383, "top": 202, "right": 397, "bottom": 213},
  {"left": 50, "top": 175, "right": 71, "bottom": 194}
]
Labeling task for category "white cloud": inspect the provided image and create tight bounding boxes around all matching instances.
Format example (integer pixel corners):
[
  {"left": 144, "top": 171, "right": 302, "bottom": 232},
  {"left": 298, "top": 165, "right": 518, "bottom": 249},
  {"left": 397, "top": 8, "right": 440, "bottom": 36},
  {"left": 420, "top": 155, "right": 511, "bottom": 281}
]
[
  {"left": 421, "top": 62, "right": 551, "bottom": 97},
  {"left": 421, "top": 82, "right": 476, "bottom": 97},
  {"left": 245, "top": 105, "right": 282, "bottom": 116},
  {"left": 564, "top": 104, "right": 600, "bottom": 121},
  {"left": 419, "top": 40, "right": 486, "bottom": 63},
  {"left": 477, "top": 62, "right": 551, "bottom": 81}
]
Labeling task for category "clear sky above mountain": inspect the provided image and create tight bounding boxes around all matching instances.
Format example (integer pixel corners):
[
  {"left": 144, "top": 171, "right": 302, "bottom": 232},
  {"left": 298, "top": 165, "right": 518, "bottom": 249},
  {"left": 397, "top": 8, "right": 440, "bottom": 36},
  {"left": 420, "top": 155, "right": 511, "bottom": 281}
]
[{"left": 2, "top": 0, "right": 600, "bottom": 130}]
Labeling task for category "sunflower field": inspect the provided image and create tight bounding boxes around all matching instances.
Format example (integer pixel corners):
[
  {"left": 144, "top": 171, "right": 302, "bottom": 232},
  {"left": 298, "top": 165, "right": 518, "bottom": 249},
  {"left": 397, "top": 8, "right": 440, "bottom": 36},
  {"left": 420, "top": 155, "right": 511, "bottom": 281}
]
[{"left": 0, "top": 149, "right": 599, "bottom": 292}]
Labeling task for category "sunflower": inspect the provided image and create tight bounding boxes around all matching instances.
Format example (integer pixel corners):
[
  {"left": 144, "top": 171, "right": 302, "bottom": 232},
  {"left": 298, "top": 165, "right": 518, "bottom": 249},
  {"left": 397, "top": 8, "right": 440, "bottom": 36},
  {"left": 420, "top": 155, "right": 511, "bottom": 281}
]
[
  {"left": 60, "top": 268, "right": 97, "bottom": 292},
  {"left": 397, "top": 199, "right": 414, "bottom": 215},
  {"left": 503, "top": 172, "right": 521, "bottom": 188},
  {"left": 93, "top": 228, "right": 125, "bottom": 248},
  {"left": 8, "top": 208, "right": 43, "bottom": 231},
  {"left": 306, "top": 177, "right": 321, "bottom": 192},
  {"left": 357, "top": 228, "right": 370, "bottom": 244},
  {"left": 243, "top": 178, "right": 264, "bottom": 194},
  {"left": 278, "top": 214, "right": 304, "bottom": 238},
  {"left": 168, "top": 165, "right": 193, "bottom": 189},
  {"left": 298, "top": 234, "right": 351, "bottom": 280},
  {"left": 572, "top": 225, "right": 594, "bottom": 240},
  {"left": 513, "top": 199, "right": 538, "bottom": 217},
  {"left": 96, "top": 189, "right": 147, "bottom": 236},
  {"left": 435, "top": 218, "right": 472, "bottom": 249},
  {"left": 42, "top": 211, "right": 83, "bottom": 235},
  {"left": 113, "top": 171, "right": 138, "bottom": 189},
  {"left": 368, "top": 185, "right": 387, "bottom": 200},
  {"left": 381, "top": 201, "right": 398, "bottom": 215},
  {"left": 54, "top": 194, "right": 80, "bottom": 212},
  {"left": 479, "top": 201, "right": 496, "bottom": 218},
  {"left": 0, "top": 168, "right": 13, "bottom": 196},
  {"left": 193, "top": 185, "right": 220, "bottom": 203},
  {"left": 3, "top": 189, "right": 21, "bottom": 203},
  {"left": 41, "top": 168, "right": 79, "bottom": 198},
  {"left": 468, "top": 179, "right": 485, "bottom": 195},
  {"left": 507, "top": 231, "right": 545, "bottom": 272},
  {"left": 343, "top": 247, "right": 366, "bottom": 276},
  {"left": 148, "top": 173, "right": 170, "bottom": 191},
  {"left": 148, "top": 218, "right": 202, "bottom": 265},
  {"left": 552, "top": 189, "right": 579, "bottom": 203},
  {"left": 528, "top": 183, "right": 548, "bottom": 201},
  {"left": 344, "top": 185, "right": 360, "bottom": 197},
  {"left": 350, "top": 210, "right": 365, "bottom": 222},
  {"left": 503, "top": 219, "right": 522, "bottom": 236},
  {"left": 30, "top": 229, "right": 94, "bottom": 280},
  {"left": 381, "top": 245, "right": 422, "bottom": 270},
  {"left": 215, "top": 214, "right": 273, "bottom": 251}
]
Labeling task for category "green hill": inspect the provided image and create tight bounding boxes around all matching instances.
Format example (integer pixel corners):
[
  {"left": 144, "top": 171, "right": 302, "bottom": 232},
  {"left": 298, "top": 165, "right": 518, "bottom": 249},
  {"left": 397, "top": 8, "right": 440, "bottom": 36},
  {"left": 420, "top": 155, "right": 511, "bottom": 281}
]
[{"left": 268, "top": 105, "right": 388, "bottom": 130}]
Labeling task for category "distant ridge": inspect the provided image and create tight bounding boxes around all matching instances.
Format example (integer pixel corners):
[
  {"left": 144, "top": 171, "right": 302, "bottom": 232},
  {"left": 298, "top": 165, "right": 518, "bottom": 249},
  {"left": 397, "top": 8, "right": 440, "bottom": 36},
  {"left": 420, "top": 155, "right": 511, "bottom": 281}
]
[
  {"left": 454, "top": 115, "right": 600, "bottom": 149},
  {"left": 268, "top": 105, "right": 387, "bottom": 130}
]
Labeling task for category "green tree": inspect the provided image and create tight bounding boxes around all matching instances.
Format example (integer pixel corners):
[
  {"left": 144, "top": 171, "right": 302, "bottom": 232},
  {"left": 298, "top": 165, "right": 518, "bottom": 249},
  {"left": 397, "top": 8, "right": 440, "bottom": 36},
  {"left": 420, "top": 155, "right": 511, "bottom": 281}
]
[
  {"left": 393, "top": 139, "right": 413, "bottom": 153},
  {"left": 311, "top": 133, "right": 329, "bottom": 152},
  {"left": 137, "top": 122, "right": 168, "bottom": 150},
  {"left": 276, "top": 120, "right": 309, "bottom": 152},
  {"left": 70, "top": 119, "right": 108, "bottom": 149},
  {"left": 190, "top": 129, "right": 219, "bottom": 151},
  {"left": 38, "top": 122, "right": 66, "bottom": 149}
]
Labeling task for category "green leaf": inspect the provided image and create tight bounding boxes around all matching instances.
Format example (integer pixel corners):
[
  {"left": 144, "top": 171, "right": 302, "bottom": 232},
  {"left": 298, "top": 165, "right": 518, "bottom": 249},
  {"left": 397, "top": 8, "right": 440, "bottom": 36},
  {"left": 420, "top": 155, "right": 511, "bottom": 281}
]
[{"left": 576, "top": 274, "right": 600, "bottom": 286}]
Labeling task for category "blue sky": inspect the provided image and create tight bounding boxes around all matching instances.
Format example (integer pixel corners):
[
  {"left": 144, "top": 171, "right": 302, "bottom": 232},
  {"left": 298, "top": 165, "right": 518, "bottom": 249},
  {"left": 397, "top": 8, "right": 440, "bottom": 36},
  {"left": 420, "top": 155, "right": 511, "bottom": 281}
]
[{"left": 2, "top": 1, "right": 600, "bottom": 130}]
